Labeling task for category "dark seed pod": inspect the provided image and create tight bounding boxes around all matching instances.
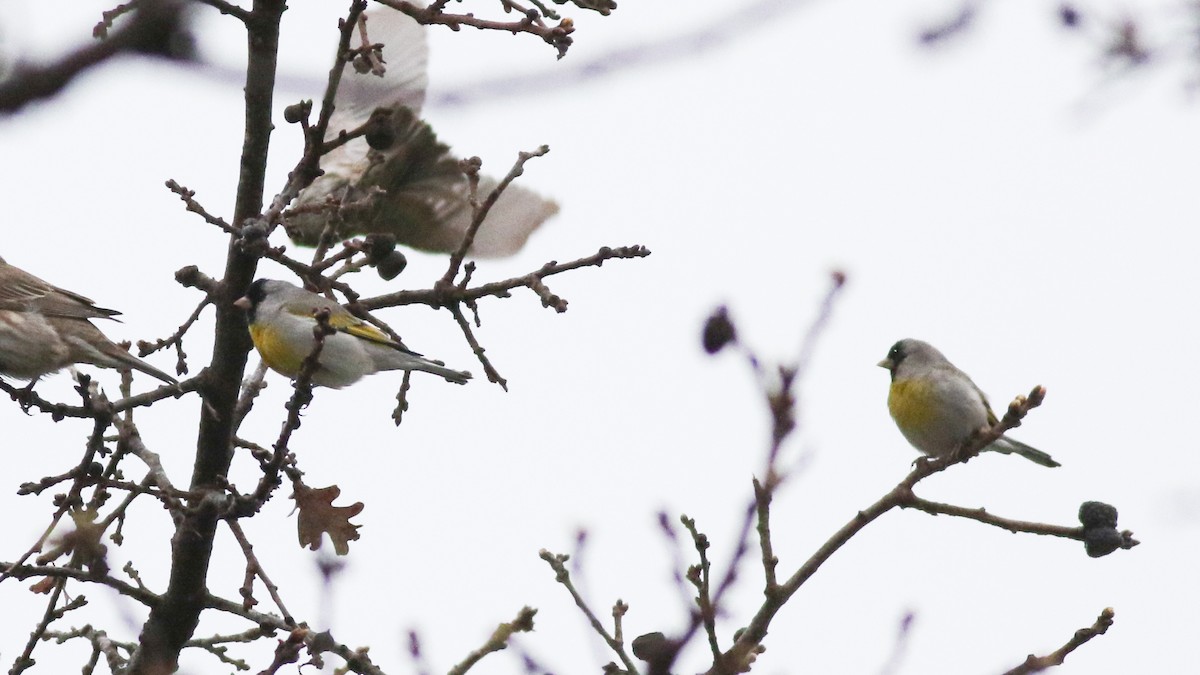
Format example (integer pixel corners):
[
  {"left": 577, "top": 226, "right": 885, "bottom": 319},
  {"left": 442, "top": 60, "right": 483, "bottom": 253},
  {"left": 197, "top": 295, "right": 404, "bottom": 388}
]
[
  {"left": 363, "top": 233, "right": 397, "bottom": 264},
  {"left": 1083, "top": 527, "right": 1123, "bottom": 558},
  {"left": 702, "top": 306, "right": 737, "bottom": 354},
  {"left": 1078, "top": 501, "right": 1118, "bottom": 529},
  {"left": 375, "top": 250, "right": 408, "bottom": 281},
  {"left": 1060, "top": 4, "right": 1080, "bottom": 28},
  {"left": 632, "top": 632, "right": 674, "bottom": 669},
  {"left": 283, "top": 100, "right": 311, "bottom": 125}
]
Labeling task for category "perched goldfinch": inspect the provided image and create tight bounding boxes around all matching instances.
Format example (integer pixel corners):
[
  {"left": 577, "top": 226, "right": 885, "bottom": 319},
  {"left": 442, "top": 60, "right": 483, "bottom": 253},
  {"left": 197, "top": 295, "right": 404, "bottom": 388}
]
[
  {"left": 0, "top": 256, "right": 177, "bottom": 385},
  {"left": 234, "top": 279, "right": 471, "bottom": 388},
  {"left": 878, "top": 338, "right": 1059, "bottom": 467}
]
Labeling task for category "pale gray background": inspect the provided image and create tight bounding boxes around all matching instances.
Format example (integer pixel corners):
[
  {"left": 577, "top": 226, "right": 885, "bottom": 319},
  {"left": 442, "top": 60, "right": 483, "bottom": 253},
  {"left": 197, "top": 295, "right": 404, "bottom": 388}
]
[{"left": 0, "top": 0, "right": 1196, "bottom": 673}]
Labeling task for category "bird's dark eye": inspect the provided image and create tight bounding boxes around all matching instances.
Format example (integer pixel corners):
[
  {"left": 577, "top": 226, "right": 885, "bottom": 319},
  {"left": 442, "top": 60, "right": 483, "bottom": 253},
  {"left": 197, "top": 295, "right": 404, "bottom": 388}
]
[{"left": 888, "top": 342, "right": 905, "bottom": 364}]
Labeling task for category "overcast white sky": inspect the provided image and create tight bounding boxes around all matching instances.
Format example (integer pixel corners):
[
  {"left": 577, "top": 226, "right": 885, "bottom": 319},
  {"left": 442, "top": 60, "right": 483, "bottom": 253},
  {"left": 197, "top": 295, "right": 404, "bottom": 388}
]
[{"left": 1, "top": 1, "right": 1198, "bottom": 673}]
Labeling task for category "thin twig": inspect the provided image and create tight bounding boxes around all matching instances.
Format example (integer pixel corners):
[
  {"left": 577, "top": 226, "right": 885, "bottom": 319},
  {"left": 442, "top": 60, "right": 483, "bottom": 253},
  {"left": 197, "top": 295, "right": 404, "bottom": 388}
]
[
  {"left": 715, "top": 387, "right": 1060, "bottom": 670},
  {"left": 260, "top": 0, "right": 370, "bottom": 227},
  {"left": 194, "top": 0, "right": 251, "bottom": 22},
  {"left": 660, "top": 276, "right": 844, "bottom": 672},
  {"left": 374, "top": 0, "right": 575, "bottom": 58},
  {"left": 0, "top": 0, "right": 186, "bottom": 113},
  {"left": 0, "top": 376, "right": 200, "bottom": 420},
  {"left": 138, "top": 298, "right": 210, "bottom": 378},
  {"left": 11, "top": 583, "right": 76, "bottom": 674},
  {"left": 166, "top": 180, "right": 238, "bottom": 234},
  {"left": 227, "top": 520, "right": 293, "bottom": 622},
  {"left": 448, "top": 305, "right": 507, "bottom": 390},
  {"left": 680, "top": 517, "right": 724, "bottom": 669},
  {"left": 902, "top": 496, "right": 1084, "bottom": 539},
  {"left": 0, "top": 387, "right": 114, "bottom": 585},
  {"left": 233, "top": 361, "right": 270, "bottom": 432},
  {"left": 0, "top": 563, "right": 158, "bottom": 607},
  {"left": 446, "top": 607, "right": 537, "bottom": 675},
  {"left": 440, "top": 147, "right": 551, "bottom": 287},
  {"left": 362, "top": 244, "right": 651, "bottom": 310},
  {"left": 1002, "top": 608, "right": 1116, "bottom": 674},
  {"left": 752, "top": 479, "right": 778, "bottom": 591},
  {"left": 237, "top": 308, "right": 333, "bottom": 515},
  {"left": 539, "top": 550, "right": 640, "bottom": 674},
  {"left": 47, "top": 625, "right": 134, "bottom": 673}
]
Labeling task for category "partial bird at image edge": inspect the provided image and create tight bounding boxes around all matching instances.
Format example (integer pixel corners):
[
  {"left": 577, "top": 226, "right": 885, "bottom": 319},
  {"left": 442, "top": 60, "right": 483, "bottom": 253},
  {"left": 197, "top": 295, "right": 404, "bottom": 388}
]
[{"left": 0, "top": 255, "right": 178, "bottom": 387}]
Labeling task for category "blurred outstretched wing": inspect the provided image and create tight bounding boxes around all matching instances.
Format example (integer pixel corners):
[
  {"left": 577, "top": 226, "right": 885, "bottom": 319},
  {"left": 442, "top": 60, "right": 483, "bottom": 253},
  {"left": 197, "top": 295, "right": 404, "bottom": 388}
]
[{"left": 286, "top": 8, "right": 558, "bottom": 259}]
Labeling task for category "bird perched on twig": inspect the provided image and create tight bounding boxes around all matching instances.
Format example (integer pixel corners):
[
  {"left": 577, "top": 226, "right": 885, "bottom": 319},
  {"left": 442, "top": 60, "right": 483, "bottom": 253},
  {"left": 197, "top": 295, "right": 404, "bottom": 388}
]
[
  {"left": 0, "top": 256, "right": 177, "bottom": 386},
  {"left": 235, "top": 279, "right": 471, "bottom": 388},
  {"left": 878, "top": 338, "right": 1059, "bottom": 467}
]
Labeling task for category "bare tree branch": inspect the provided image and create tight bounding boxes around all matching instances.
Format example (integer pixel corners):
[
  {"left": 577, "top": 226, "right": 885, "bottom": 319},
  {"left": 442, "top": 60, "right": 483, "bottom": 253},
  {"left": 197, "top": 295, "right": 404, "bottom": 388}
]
[
  {"left": 374, "top": 0, "right": 575, "bottom": 58},
  {"left": 0, "top": 0, "right": 191, "bottom": 114},
  {"left": 126, "top": 0, "right": 286, "bottom": 668},
  {"left": 446, "top": 607, "right": 538, "bottom": 675},
  {"left": 539, "top": 550, "right": 640, "bottom": 674},
  {"left": 1002, "top": 608, "right": 1116, "bottom": 674}
]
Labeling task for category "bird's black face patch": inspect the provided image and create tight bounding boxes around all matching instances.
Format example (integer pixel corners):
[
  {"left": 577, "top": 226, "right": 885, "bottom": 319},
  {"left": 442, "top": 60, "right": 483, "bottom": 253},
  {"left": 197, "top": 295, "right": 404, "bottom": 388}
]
[
  {"left": 886, "top": 341, "right": 907, "bottom": 368},
  {"left": 239, "top": 279, "right": 270, "bottom": 321},
  {"left": 245, "top": 279, "right": 268, "bottom": 304}
]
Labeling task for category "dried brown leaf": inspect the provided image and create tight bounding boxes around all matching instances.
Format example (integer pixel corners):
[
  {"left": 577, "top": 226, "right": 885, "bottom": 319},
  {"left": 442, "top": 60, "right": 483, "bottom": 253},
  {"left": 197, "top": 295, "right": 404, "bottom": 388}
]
[{"left": 292, "top": 483, "right": 364, "bottom": 556}]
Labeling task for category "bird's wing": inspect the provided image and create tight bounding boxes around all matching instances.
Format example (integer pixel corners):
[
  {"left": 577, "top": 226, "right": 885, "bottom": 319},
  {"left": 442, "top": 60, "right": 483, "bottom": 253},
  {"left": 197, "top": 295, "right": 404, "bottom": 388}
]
[
  {"left": 327, "top": 8, "right": 428, "bottom": 137},
  {"left": 338, "top": 319, "right": 427, "bottom": 357},
  {"left": 0, "top": 271, "right": 120, "bottom": 319},
  {"left": 338, "top": 320, "right": 402, "bottom": 348},
  {"left": 284, "top": 301, "right": 419, "bottom": 354},
  {"left": 975, "top": 383, "right": 1000, "bottom": 426},
  {"left": 338, "top": 314, "right": 432, "bottom": 357}
]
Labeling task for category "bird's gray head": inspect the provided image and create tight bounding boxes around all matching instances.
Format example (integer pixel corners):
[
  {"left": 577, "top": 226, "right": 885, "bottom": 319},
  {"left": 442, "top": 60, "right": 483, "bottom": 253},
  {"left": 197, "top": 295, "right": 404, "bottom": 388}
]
[
  {"left": 233, "top": 278, "right": 277, "bottom": 321},
  {"left": 877, "top": 338, "right": 947, "bottom": 375}
]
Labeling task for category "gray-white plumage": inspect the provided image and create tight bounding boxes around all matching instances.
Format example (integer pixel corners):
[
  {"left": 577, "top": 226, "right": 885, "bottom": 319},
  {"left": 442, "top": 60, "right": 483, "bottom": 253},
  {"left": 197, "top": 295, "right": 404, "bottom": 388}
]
[
  {"left": 236, "top": 279, "right": 471, "bottom": 388},
  {"left": 879, "top": 338, "right": 1058, "bottom": 467}
]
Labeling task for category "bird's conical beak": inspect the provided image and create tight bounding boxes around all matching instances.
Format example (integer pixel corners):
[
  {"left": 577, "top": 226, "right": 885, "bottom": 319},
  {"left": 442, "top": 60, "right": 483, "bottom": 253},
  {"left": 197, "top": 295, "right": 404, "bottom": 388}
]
[
  {"left": 877, "top": 358, "right": 893, "bottom": 370},
  {"left": 233, "top": 296, "right": 252, "bottom": 311}
]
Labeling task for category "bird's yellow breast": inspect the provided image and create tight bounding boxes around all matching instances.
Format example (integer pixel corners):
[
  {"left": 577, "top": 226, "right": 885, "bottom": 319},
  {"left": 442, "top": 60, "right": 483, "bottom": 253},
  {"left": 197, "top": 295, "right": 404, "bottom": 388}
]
[
  {"left": 887, "top": 377, "right": 941, "bottom": 433},
  {"left": 249, "top": 323, "right": 306, "bottom": 377}
]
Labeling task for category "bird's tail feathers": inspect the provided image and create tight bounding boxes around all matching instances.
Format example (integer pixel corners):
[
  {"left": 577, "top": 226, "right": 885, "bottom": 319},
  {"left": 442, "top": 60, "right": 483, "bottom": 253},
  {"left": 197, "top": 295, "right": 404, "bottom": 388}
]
[
  {"left": 987, "top": 436, "right": 1060, "bottom": 468},
  {"left": 375, "top": 349, "right": 471, "bottom": 385},
  {"left": 413, "top": 359, "right": 471, "bottom": 385},
  {"left": 94, "top": 343, "right": 178, "bottom": 386}
]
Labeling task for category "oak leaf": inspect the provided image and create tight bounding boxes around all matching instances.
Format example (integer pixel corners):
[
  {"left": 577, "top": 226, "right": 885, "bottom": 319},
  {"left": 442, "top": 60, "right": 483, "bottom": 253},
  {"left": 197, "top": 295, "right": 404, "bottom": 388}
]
[{"left": 292, "top": 483, "right": 364, "bottom": 556}]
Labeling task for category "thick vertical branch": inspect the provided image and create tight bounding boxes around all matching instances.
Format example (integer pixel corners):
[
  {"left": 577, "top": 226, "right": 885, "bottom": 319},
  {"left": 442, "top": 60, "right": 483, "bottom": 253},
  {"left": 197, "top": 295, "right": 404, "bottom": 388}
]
[
  {"left": 195, "top": 0, "right": 282, "bottom": 483},
  {"left": 128, "top": 1, "right": 283, "bottom": 672}
]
